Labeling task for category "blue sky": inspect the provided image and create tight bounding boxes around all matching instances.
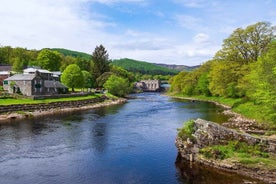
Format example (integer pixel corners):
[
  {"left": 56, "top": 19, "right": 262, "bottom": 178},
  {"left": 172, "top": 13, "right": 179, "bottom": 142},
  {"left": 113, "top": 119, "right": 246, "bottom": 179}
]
[{"left": 0, "top": 0, "right": 275, "bottom": 65}]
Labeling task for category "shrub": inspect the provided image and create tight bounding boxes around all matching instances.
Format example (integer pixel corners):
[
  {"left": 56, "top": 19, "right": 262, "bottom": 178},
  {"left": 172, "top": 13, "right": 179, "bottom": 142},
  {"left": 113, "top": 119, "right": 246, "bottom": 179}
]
[{"left": 178, "top": 119, "right": 195, "bottom": 141}]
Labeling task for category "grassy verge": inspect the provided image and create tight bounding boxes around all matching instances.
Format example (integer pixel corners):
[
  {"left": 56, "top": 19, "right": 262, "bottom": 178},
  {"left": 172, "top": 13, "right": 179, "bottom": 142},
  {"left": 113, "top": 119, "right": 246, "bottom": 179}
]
[
  {"left": 0, "top": 93, "right": 104, "bottom": 105},
  {"left": 199, "top": 141, "right": 276, "bottom": 170},
  {"left": 168, "top": 93, "right": 276, "bottom": 129}
]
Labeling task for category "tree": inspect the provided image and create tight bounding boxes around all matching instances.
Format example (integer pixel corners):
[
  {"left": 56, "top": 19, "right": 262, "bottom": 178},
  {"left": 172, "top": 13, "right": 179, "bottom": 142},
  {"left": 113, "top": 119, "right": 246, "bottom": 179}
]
[
  {"left": 91, "top": 45, "right": 110, "bottom": 85},
  {"left": 37, "top": 49, "right": 62, "bottom": 71},
  {"left": 244, "top": 41, "right": 276, "bottom": 121},
  {"left": 103, "top": 75, "right": 132, "bottom": 97},
  {"left": 61, "top": 64, "right": 84, "bottom": 92},
  {"left": 214, "top": 22, "right": 275, "bottom": 64},
  {"left": 82, "top": 70, "right": 94, "bottom": 90}
]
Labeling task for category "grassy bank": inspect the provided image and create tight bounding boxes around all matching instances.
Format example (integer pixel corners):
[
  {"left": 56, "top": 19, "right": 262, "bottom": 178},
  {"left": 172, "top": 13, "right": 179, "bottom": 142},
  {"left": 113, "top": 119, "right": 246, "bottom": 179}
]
[
  {"left": 0, "top": 93, "right": 104, "bottom": 105},
  {"left": 169, "top": 93, "right": 276, "bottom": 129}
]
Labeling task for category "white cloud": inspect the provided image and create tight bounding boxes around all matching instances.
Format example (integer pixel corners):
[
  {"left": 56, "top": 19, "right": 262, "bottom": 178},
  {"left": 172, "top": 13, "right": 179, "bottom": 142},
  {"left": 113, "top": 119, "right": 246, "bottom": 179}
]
[
  {"left": 175, "top": 15, "right": 203, "bottom": 30},
  {"left": 193, "top": 33, "right": 210, "bottom": 44},
  {"left": 173, "top": 0, "right": 208, "bottom": 8}
]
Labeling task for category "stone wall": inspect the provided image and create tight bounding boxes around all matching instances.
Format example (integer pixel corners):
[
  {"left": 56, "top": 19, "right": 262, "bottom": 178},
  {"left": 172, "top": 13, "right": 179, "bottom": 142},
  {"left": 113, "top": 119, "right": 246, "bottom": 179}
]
[{"left": 0, "top": 96, "right": 107, "bottom": 114}]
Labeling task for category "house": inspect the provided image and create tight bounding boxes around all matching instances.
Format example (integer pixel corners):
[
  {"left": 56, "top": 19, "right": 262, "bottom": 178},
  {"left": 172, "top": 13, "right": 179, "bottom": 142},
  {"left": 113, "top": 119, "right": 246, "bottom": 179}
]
[
  {"left": 0, "top": 65, "right": 12, "bottom": 86},
  {"left": 3, "top": 68, "right": 67, "bottom": 96}
]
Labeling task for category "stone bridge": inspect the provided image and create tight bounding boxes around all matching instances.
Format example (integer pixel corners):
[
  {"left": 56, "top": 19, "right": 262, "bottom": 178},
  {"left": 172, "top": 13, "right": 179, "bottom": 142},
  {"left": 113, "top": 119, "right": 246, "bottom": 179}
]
[{"left": 134, "top": 80, "right": 161, "bottom": 92}]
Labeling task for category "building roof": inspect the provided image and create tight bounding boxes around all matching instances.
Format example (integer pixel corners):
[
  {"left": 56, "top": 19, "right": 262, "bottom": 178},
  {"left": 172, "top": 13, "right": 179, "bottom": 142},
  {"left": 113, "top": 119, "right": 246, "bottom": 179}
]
[
  {"left": 0, "top": 71, "right": 10, "bottom": 75},
  {"left": 24, "top": 68, "right": 51, "bottom": 74},
  {"left": 44, "top": 80, "right": 67, "bottom": 88},
  {"left": 0, "top": 65, "right": 12, "bottom": 72},
  {"left": 4, "top": 74, "right": 36, "bottom": 81}
]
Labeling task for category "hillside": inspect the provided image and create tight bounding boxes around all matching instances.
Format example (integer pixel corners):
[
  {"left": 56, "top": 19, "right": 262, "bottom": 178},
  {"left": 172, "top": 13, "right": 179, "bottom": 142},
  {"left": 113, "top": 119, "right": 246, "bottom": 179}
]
[
  {"left": 155, "top": 63, "right": 200, "bottom": 71},
  {"left": 112, "top": 58, "right": 179, "bottom": 75},
  {"left": 50, "top": 48, "right": 91, "bottom": 61}
]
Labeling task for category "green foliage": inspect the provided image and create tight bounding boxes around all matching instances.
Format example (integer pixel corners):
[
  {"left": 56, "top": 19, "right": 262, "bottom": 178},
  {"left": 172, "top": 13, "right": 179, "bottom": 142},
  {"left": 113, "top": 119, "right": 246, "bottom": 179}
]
[
  {"left": 200, "top": 141, "right": 269, "bottom": 161},
  {"left": 169, "top": 21, "right": 276, "bottom": 125},
  {"left": 214, "top": 22, "right": 275, "bottom": 64},
  {"left": 112, "top": 58, "right": 178, "bottom": 75},
  {"left": 196, "top": 72, "right": 210, "bottom": 96},
  {"left": 50, "top": 48, "right": 91, "bottom": 61},
  {"left": 92, "top": 45, "right": 110, "bottom": 84},
  {"left": 96, "top": 72, "right": 113, "bottom": 87},
  {"left": 82, "top": 70, "right": 94, "bottom": 89},
  {"left": 0, "top": 46, "right": 38, "bottom": 67},
  {"left": 37, "top": 49, "right": 62, "bottom": 71},
  {"left": 61, "top": 64, "right": 84, "bottom": 92},
  {"left": 103, "top": 75, "right": 132, "bottom": 97},
  {"left": 177, "top": 119, "right": 195, "bottom": 140}
]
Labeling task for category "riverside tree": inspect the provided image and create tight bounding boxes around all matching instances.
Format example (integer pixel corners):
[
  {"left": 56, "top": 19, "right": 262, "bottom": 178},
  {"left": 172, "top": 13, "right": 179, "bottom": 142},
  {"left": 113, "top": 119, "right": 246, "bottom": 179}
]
[
  {"left": 61, "top": 64, "right": 84, "bottom": 92},
  {"left": 91, "top": 45, "right": 110, "bottom": 86},
  {"left": 103, "top": 75, "right": 131, "bottom": 97}
]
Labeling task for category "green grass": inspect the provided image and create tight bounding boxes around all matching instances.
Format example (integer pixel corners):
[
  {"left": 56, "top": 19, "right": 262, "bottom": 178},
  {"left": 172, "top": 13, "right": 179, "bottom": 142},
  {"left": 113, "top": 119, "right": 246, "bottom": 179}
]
[
  {"left": 199, "top": 141, "right": 275, "bottom": 169},
  {"left": 168, "top": 93, "right": 276, "bottom": 129},
  {"left": 0, "top": 93, "right": 103, "bottom": 105},
  {"left": 177, "top": 119, "right": 195, "bottom": 141}
]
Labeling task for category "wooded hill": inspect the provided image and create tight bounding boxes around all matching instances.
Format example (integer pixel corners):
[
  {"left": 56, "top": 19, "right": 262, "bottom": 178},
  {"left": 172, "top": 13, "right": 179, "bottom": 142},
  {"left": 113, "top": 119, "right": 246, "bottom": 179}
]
[
  {"left": 50, "top": 48, "right": 91, "bottom": 61},
  {"left": 155, "top": 63, "right": 200, "bottom": 71},
  {"left": 112, "top": 58, "right": 179, "bottom": 75}
]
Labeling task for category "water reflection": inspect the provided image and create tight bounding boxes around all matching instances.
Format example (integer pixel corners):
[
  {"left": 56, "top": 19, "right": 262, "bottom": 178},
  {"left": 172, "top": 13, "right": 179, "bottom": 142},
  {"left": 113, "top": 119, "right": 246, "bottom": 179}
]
[
  {"left": 175, "top": 154, "right": 264, "bottom": 184},
  {"left": 0, "top": 93, "right": 261, "bottom": 184}
]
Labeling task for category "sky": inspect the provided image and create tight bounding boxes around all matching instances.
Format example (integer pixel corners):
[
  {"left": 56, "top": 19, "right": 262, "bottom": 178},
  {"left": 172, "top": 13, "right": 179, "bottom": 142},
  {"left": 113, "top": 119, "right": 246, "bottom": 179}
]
[{"left": 0, "top": 0, "right": 275, "bottom": 66}]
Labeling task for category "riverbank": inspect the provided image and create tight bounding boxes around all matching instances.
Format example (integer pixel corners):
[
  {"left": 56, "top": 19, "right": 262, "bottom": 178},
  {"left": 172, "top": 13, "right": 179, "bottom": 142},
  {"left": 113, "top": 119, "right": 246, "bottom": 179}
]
[
  {"left": 167, "top": 94, "right": 276, "bottom": 138},
  {"left": 171, "top": 93, "right": 276, "bottom": 183},
  {"left": 0, "top": 96, "right": 127, "bottom": 123},
  {"left": 175, "top": 119, "right": 276, "bottom": 184}
]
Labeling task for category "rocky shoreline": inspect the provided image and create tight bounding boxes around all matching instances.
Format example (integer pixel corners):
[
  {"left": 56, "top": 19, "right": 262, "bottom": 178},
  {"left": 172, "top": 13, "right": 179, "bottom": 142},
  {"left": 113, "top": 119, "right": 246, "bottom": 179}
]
[
  {"left": 0, "top": 97, "right": 127, "bottom": 123},
  {"left": 171, "top": 95, "right": 276, "bottom": 184},
  {"left": 175, "top": 119, "right": 276, "bottom": 184}
]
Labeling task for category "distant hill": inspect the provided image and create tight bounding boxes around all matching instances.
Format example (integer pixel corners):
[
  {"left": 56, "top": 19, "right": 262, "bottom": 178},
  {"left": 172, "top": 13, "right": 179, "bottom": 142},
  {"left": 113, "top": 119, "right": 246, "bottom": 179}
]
[
  {"left": 155, "top": 63, "right": 200, "bottom": 71},
  {"left": 50, "top": 48, "right": 91, "bottom": 61},
  {"left": 112, "top": 58, "right": 178, "bottom": 75}
]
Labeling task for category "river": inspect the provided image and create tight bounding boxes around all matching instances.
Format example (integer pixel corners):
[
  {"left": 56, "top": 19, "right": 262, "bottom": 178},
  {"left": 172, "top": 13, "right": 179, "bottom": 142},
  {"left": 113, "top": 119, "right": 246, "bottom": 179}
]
[{"left": 0, "top": 93, "right": 262, "bottom": 184}]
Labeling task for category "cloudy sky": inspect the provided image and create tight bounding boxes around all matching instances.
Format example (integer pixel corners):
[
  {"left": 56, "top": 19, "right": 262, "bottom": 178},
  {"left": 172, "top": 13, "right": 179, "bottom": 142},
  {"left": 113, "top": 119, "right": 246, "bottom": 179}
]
[{"left": 0, "top": 0, "right": 275, "bottom": 65}]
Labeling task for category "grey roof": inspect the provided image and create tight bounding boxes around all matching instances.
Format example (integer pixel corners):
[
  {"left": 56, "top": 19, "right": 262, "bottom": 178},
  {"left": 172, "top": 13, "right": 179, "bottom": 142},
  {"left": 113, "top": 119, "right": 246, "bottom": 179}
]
[
  {"left": 44, "top": 80, "right": 67, "bottom": 88},
  {"left": 4, "top": 74, "right": 36, "bottom": 81},
  {"left": 0, "top": 65, "right": 12, "bottom": 72}
]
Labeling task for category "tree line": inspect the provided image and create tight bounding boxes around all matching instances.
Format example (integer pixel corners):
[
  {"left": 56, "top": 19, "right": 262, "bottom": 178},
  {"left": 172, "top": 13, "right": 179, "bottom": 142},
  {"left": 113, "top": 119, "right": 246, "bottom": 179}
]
[
  {"left": 169, "top": 22, "right": 276, "bottom": 123},
  {"left": 0, "top": 45, "right": 133, "bottom": 97}
]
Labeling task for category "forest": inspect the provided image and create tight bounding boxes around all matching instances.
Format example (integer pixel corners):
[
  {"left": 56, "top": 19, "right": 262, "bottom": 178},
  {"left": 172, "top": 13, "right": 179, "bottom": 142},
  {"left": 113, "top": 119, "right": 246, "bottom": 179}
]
[{"left": 169, "top": 22, "right": 276, "bottom": 126}]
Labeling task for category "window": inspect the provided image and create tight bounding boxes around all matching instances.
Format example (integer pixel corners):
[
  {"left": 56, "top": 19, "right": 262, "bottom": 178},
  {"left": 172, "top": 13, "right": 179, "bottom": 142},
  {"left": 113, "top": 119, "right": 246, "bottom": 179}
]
[{"left": 3, "top": 81, "right": 8, "bottom": 85}]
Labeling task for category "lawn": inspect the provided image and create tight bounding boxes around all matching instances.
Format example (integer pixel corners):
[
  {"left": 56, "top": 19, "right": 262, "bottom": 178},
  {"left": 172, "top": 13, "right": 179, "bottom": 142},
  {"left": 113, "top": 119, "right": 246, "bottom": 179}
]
[{"left": 0, "top": 93, "right": 103, "bottom": 105}]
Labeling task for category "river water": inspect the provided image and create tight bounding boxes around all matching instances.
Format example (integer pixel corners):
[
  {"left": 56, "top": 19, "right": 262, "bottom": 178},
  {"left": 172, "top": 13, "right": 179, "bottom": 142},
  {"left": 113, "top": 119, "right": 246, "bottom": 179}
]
[{"left": 0, "top": 93, "right": 262, "bottom": 184}]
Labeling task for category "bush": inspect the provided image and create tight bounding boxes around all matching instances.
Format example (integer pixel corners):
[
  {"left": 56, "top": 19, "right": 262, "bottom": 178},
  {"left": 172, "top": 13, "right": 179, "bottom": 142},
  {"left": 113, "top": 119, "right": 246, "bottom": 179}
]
[{"left": 178, "top": 119, "right": 195, "bottom": 141}]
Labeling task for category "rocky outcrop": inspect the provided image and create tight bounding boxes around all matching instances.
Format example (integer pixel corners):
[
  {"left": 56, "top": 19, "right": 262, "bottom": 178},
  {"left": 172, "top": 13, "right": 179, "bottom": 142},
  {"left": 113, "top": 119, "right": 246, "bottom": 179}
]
[{"left": 175, "top": 119, "right": 276, "bottom": 183}]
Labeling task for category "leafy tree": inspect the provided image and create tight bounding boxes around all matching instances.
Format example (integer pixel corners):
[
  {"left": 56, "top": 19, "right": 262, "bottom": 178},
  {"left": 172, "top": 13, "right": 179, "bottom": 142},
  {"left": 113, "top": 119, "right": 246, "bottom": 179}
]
[
  {"left": 0, "top": 46, "right": 12, "bottom": 64},
  {"left": 12, "top": 57, "right": 23, "bottom": 72},
  {"left": 91, "top": 45, "right": 110, "bottom": 84},
  {"left": 214, "top": 22, "right": 275, "bottom": 64},
  {"left": 60, "top": 55, "right": 76, "bottom": 72},
  {"left": 76, "top": 57, "right": 91, "bottom": 71},
  {"left": 169, "top": 71, "right": 189, "bottom": 93},
  {"left": 96, "top": 72, "right": 113, "bottom": 87},
  {"left": 37, "top": 49, "right": 62, "bottom": 71},
  {"left": 196, "top": 72, "right": 210, "bottom": 96},
  {"left": 61, "top": 64, "right": 84, "bottom": 92},
  {"left": 82, "top": 70, "right": 94, "bottom": 90},
  {"left": 103, "top": 75, "right": 132, "bottom": 97},
  {"left": 245, "top": 41, "right": 276, "bottom": 121}
]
